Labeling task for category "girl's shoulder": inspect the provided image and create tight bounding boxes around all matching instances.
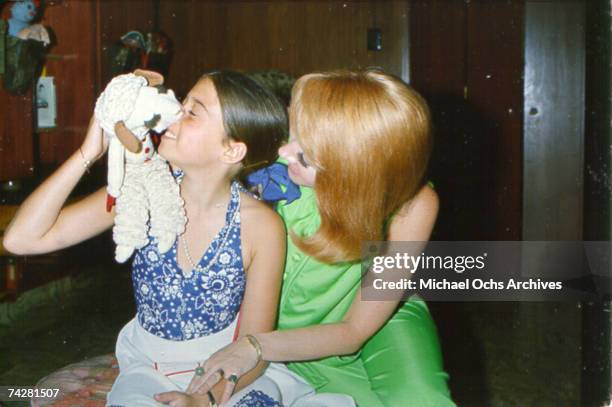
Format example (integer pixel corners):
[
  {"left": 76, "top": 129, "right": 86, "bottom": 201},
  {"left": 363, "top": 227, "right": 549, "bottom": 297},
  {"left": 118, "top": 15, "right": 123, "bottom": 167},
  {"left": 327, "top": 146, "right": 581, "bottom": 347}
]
[
  {"left": 239, "top": 191, "right": 285, "bottom": 236},
  {"left": 238, "top": 191, "right": 286, "bottom": 270}
]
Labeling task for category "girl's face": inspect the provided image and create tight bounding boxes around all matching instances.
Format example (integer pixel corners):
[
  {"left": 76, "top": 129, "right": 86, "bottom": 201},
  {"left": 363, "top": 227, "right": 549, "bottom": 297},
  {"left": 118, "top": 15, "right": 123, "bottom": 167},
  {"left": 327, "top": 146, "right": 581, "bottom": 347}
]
[
  {"left": 159, "top": 78, "right": 228, "bottom": 171},
  {"left": 278, "top": 139, "right": 316, "bottom": 187}
]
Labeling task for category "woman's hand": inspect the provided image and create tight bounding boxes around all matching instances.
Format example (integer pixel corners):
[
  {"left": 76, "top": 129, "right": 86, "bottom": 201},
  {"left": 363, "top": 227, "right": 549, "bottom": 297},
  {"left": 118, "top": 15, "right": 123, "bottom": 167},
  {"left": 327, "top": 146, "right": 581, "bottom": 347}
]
[
  {"left": 186, "top": 337, "right": 260, "bottom": 403},
  {"left": 79, "top": 115, "right": 108, "bottom": 163},
  {"left": 154, "top": 391, "right": 210, "bottom": 407}
]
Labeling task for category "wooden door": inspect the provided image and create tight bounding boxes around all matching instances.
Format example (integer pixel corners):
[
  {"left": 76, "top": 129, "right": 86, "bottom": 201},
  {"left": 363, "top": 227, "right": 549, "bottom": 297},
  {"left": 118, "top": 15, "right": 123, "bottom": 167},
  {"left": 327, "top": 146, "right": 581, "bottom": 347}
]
[
  {"left": 410, "top": 0, "right": 523, "bottom": 241},
  {"left": 0, "top": 87, "right": 34, "bottom": 182}
]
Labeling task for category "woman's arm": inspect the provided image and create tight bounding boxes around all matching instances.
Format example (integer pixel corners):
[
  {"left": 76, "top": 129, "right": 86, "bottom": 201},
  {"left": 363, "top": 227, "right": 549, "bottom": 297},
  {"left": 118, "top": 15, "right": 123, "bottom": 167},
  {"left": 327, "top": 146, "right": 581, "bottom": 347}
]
[
  {"left": 194, "top": 185, "right": 438, "bottom": 400},
  {"left": 2, "top": 117, "right": 113, "bottom": 255},
  {"left": 184, "top": 197, "right": 286, "bottom": 402},
  {"left": 256, "top": 185, "right": 439, "bottom": 360}
]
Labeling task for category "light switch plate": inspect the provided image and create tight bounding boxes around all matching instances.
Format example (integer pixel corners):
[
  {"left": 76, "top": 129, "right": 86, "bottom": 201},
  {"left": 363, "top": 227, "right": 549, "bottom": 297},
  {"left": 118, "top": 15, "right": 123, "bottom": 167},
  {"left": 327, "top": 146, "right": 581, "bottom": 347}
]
[{"left": 36, "top": 76, "right": 56, "bottom": 130}]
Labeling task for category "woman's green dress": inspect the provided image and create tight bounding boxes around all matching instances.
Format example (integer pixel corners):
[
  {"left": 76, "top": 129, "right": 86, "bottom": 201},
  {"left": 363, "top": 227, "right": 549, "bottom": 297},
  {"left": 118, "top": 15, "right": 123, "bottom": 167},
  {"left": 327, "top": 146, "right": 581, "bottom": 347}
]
[{"left": 275, "top": 185, "right": 455, "bottom": 407}]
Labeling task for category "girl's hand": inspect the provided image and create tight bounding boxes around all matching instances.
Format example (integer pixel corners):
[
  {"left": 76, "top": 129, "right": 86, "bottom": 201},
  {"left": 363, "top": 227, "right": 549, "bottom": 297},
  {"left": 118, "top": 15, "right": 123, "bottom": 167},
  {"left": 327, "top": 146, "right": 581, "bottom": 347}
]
[
  {"left": 79, "top": 115, "right": 108, "bottom": 163},
  {"left": 186, "top": 337, "right": 261, "bottom": 404},
  {"left": 154, "top": 391, "right": 210, "bottom": 407}
]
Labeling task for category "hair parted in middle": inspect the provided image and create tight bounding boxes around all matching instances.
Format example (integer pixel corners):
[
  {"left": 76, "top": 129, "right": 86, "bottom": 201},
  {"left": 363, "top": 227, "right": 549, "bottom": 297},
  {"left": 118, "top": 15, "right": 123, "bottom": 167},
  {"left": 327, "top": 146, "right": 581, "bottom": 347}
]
[
  {"left": 289, "top": 69, "right": 432, "bottom": 264},
  {"left": 202, "top": 70, "right": 288, "bottom": 181}
]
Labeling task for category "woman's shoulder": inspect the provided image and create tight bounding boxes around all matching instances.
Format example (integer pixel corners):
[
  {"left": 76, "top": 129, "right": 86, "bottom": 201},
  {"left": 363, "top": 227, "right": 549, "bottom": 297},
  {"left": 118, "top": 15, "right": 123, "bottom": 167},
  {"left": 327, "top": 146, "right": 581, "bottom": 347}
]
[
  {"left": 410, "top": 183, "right": 439, "bottom": 212},
  {"left": 388, "top": 184, "right": 439, "bottom": 240}
]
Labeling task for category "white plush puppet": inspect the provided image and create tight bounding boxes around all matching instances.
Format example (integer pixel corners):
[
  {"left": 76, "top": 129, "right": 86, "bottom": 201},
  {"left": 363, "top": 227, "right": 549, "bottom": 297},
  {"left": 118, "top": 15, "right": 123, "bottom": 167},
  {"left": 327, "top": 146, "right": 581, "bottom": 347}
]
[{"left": 94, "top": 70, "right": 186, "bottom": 263}]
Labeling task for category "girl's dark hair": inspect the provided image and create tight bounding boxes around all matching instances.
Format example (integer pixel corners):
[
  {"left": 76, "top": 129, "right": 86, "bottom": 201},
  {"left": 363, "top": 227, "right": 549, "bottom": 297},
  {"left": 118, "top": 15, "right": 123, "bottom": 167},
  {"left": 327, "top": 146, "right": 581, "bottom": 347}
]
[{"left": 202, "top": 70, "right": 288, "bottom": 180}]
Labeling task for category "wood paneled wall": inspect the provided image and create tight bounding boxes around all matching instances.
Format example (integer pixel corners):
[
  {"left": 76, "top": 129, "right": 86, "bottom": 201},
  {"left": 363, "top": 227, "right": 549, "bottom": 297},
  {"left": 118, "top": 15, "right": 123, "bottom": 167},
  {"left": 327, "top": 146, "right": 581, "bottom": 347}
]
[
  {"left": 523, "top": 1, "right": 584, "bottom": 241},
  {"left": 0, "top": 89, "right": 34, "bottom": 181},
  {"left": 37, "top": 1, "right": 98, "bottom": 167},
  {"left": 38, "top": 0, "right": 155, "bottom": 167},
  {"left": 411, "top": 5, "right": 525, "bottom": 405},
  {"left": 3, "top": 0, "right": 406, "bottom": 172},
  {"left": 97, "top": 0, "right": 156, "bottom": 87},
  {"left": 158, "top": 0, "right": 409, "bottom": 97},
  {"left": 0, "top": 5, "right": 34, "bottom": 181},
  {"left": 467, "top": 1, "right": 523, "bottom": 240},
  {"left": 411, "top": 0, "right": 523, "bottom": 241},
  {"left": 0, "top": 0, "right": 156, "bottom": 172}
]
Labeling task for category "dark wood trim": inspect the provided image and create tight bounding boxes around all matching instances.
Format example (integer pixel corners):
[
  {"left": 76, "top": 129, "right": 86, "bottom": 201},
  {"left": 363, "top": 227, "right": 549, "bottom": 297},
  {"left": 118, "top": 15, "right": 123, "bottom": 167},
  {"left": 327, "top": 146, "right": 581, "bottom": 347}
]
[{"left": 522, "top": 1, "right": 585, "bottom": 241}]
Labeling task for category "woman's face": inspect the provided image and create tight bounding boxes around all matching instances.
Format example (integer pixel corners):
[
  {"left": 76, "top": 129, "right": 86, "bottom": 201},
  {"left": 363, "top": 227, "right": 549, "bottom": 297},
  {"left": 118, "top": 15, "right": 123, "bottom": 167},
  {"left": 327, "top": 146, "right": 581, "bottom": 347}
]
[
  {"left": 278, "top": 139, "right": 316, "bottom": 187},
  {"left": 158, "top": 78, "right": 228, "bottom": 170}
]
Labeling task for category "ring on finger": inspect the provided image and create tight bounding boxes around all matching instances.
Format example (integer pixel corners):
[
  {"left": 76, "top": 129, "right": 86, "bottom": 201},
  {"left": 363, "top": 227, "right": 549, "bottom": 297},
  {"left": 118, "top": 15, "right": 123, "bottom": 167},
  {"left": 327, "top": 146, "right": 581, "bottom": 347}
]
[
  {"left": 227, "top": 374, "right": 238, "bottom": 384},
  {"left": 195, "top": 363, "right": 205, "bottom": 376}
]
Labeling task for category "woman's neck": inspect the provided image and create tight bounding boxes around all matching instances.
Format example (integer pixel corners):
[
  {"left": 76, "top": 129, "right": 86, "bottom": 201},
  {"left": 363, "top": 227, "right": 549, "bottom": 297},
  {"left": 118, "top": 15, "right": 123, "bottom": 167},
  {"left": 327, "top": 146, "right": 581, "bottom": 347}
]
[{"left": 179, "top": 170, "right": 233, "bottom": 214}]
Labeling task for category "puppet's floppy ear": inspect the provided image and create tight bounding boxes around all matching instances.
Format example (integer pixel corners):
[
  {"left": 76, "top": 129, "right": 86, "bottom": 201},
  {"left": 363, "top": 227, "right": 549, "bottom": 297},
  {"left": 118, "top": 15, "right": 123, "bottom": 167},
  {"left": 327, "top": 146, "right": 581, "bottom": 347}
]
[
  {"left": 115, "top": 121, "right": 143, "bottom": 154},
  {"left": 133, "top": 69, "right": 164, "bottom": 86}
]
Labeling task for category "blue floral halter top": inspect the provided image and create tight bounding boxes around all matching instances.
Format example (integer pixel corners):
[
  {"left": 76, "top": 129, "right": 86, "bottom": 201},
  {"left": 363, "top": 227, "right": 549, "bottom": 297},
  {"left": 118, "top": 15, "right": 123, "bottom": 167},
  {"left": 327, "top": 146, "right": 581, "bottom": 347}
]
[{"left": 131, "top": 180, "right": 246, "bottom": 341}]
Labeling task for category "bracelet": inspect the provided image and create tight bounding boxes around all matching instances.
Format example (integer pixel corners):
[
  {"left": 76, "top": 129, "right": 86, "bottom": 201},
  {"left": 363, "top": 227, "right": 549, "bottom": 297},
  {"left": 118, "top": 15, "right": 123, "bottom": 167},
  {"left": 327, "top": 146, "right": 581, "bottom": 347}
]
[
  {"left": 78, "top": 147, "right": 92, "bottom": 173},
  {"left": 245, "top": 334, "right": 263, "bottom": 362},
  {"left": 207, "top": 391, "right": 217, "bottom": 407}
]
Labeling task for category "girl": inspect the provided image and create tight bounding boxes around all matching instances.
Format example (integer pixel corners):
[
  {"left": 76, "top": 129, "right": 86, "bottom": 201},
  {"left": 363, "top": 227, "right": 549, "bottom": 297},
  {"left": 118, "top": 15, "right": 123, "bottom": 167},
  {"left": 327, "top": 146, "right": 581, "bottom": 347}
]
[{"left": 4, "top": 71, "right": 289, "bottom": 407}]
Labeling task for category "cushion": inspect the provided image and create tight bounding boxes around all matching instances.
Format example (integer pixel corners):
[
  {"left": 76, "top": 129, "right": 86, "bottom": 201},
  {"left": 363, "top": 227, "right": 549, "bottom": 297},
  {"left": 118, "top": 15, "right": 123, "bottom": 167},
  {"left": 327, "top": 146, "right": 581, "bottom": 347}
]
[{"left": 31, "top": 354, "right": 118, "bottom": 407}]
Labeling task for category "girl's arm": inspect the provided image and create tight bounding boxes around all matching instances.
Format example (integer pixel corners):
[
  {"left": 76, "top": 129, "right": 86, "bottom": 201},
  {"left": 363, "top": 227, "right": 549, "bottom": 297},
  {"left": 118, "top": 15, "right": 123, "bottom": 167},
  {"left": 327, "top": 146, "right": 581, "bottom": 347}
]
[
  {"left": 184, "top": 197, "right": 286, "bottom": 402},
  {"left": 195, "top": 185, "right": 438, "bottom": 402},
  {"left": 2, "top": 117, "right": 113, "bottom": 255}
]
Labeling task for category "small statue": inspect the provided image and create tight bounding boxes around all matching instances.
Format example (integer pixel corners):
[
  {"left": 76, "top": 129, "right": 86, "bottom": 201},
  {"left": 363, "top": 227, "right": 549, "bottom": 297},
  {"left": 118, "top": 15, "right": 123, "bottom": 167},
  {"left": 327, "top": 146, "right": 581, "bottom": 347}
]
[
  {"left": 109, "top": 30, "right": 171, "bottom": 78},
  {"left": 2, "top": 0, "right": 50, "bottom": 94},
  {"left": 8, "top": 0, "right": 50, "bottom": 46}
]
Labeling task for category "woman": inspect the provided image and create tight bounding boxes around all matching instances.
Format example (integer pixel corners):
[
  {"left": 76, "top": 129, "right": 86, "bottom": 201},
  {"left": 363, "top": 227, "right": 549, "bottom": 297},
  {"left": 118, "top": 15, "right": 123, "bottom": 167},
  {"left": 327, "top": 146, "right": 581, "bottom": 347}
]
[
  {"left": 3, "top": 71, "right": 289, "bottom": 407},
  {"left": 181, "top": 70, "right": 456, "bottom": 406}
]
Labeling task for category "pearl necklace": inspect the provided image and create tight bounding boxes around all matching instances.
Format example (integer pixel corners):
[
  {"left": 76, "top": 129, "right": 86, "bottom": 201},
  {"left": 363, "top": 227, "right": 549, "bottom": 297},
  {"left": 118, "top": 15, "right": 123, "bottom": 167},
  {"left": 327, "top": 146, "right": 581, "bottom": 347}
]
[
  {"left": 179, "top": 191, "right": 240, "bottom": 278},
  {"left": 180, "top": 234, "right": 199, "bottom": 274}
]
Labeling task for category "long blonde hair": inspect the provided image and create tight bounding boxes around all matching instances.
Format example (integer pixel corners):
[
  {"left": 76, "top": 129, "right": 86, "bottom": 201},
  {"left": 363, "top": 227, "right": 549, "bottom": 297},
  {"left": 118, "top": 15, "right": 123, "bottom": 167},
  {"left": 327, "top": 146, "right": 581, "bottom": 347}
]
[{"left": 290, "top": 70, "right": 432, "bottom": 264}]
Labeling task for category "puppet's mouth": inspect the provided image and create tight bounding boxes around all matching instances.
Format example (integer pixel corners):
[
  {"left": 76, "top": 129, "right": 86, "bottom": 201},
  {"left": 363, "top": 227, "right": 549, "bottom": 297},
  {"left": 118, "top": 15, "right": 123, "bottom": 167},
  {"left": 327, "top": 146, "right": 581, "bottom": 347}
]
[{"left": 163, "top": 131, "right": 177, "bottom": 140}]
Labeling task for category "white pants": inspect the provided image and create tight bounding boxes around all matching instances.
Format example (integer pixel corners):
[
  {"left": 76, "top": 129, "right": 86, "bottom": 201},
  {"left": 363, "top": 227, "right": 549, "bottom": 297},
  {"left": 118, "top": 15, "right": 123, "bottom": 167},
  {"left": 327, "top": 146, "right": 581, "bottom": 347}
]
[
  {"left": 107, "top": 318, "right": 355, "bottom": 407},
  {"left": 264, "top": 363, "right": 356, "bottom": 407}
]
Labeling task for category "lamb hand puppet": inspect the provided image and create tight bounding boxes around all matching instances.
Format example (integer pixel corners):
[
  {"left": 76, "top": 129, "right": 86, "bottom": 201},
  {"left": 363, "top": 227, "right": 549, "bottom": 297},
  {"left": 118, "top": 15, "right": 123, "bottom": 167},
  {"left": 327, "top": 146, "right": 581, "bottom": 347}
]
[{"left": 94, "top": 69, "right": 186, "bottom": 263}]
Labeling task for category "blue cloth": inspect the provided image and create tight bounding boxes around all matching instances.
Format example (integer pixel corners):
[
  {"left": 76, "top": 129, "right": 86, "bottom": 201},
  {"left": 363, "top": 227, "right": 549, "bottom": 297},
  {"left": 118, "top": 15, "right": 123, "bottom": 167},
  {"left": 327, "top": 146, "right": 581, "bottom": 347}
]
[
  {"left": 131, "top": 180, "right": 246, "bottom": 341},
  {"left": 235, "top": 390, "right": 281, "bottom": 406},
  {"left": 246, "top": 163, "right": 301, "bottom": 204}
]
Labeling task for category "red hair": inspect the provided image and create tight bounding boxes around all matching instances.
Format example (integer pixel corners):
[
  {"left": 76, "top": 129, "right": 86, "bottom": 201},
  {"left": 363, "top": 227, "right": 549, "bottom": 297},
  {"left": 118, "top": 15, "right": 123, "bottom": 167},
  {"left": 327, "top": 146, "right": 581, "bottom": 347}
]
[{"left": 289, "top": 70, "right": 432, "bottom": 264}]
